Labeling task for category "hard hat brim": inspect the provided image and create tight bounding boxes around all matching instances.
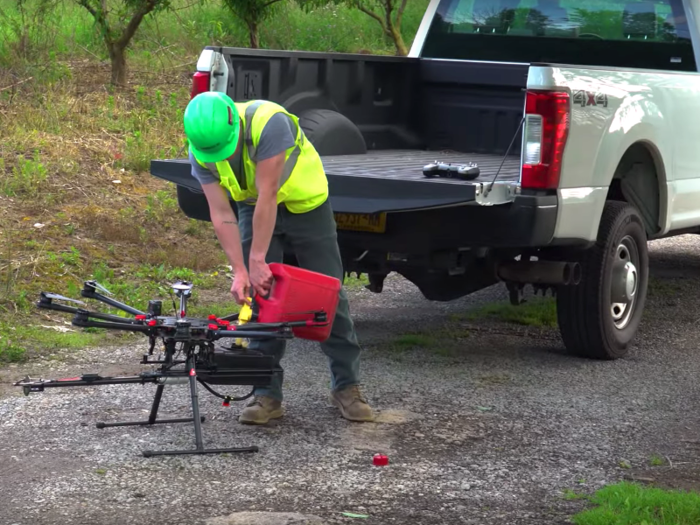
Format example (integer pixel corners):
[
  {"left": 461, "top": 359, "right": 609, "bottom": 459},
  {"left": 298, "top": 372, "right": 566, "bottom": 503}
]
[{"left": 188, "top": 131, "right": 239, "bottom": 163}]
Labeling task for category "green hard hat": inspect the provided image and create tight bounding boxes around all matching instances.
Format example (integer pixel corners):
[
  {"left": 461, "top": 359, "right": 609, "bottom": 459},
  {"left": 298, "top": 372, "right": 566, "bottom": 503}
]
[{"left": 184, "top": 92, "right": 240, "bottom": 163}]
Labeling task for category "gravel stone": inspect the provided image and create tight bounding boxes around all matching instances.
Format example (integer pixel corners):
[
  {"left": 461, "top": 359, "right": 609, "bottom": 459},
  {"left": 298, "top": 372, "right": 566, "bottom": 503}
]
[
  {"left": 205, "top": 512, "right": 325, "bottom": 525},
  {"left": 1, "top": 236, "right": 700, "bottom": 524}
]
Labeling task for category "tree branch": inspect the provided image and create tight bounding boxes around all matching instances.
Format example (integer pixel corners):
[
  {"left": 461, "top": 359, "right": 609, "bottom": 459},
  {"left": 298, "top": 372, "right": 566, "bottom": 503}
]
[
  {"left": 396, "top": 0, "right": 408, "bottom": 29},
  {"left": 76, "top": 0, "right": 97, "bottom": 20},
  {"left": 384, "top": 0, "right": 392, "bottom": 31},
  {"left": 355, "top": 1, "right": 386, "bottom": 32},
  {"left": 262, "top": 0, "right": 282, "bottom": 9},
  {"left": 115, "top": 0, "right": 158, "bottom": 49},
  {"left": 77, "top": 0, "right": 113, "bottom": 44}
]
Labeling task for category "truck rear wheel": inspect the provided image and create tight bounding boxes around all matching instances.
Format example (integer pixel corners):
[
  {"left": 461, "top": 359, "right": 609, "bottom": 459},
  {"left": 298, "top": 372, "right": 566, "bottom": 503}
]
[{"left": 556, "top": 201, "right": 649, "bottom": 360}]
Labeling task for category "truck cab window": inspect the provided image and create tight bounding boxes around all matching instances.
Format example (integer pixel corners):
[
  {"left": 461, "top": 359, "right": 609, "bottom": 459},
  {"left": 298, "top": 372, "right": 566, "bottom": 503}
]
[{"left": 421, "top": 0, "right": 696, "bottom": 71}]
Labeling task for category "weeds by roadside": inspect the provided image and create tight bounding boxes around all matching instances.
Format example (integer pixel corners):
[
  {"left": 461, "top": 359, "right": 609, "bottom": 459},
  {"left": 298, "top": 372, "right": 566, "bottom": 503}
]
[
  {"left": 452, "top": 297, "right": 558, "bottom": 328},
  {"left": 570, "top": 481, "right": 700, "bottom": 524}
]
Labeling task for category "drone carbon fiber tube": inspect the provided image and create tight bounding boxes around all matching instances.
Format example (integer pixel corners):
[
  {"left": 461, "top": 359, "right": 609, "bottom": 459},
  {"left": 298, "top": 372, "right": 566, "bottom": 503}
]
[
  {"left": 81, "top": 289, "right": 146, "bottom": 316},
  {"left": 72, "top": 316, "right": 151, "bottom": 333}
]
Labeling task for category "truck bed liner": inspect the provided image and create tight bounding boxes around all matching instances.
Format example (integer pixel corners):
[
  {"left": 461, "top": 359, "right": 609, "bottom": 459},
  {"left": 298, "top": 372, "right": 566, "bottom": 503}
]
[
  {"left": 150, "top": 150, "right": 521, "bottom": 216},
  {"left": 322, "top": 150, "right": 520, "bottom": 184}
]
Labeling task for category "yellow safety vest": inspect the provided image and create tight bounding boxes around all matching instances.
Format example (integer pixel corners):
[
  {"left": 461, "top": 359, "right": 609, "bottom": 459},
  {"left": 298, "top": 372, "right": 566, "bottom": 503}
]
[{"left": 193, "top": 100, "right": 328, "bottom": 214}]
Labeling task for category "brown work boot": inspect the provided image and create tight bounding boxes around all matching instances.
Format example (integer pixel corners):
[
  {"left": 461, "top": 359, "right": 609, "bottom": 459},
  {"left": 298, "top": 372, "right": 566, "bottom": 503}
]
[
  {"left": 238, "top": 395, "right": 284, "bottom": 425},
  {"left": 330, "top": 385, "right": 375, "bottom": 422}
]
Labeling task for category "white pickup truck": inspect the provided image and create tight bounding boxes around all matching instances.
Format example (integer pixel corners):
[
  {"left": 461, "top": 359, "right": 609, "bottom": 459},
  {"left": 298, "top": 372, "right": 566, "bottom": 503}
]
[{"left": 150, "top": 0, "right": 700, "bottom": 361}]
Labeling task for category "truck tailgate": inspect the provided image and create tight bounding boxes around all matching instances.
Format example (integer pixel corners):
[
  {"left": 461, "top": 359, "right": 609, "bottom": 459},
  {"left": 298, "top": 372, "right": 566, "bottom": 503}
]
[
  {"left": 323, "top": 150, "right": 520, "bottom": 214},
  {"left": 150, "top": 149, "right": 520, "bottom": 216}
]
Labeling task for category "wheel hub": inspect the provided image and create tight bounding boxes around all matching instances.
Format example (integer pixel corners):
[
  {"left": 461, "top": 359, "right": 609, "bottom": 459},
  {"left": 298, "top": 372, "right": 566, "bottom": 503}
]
[
  {"left": 610, "top": 238, "right": 640, "bottom": 330},
  {"left": 612, "top": 261, "right": 638, "bottom": 303}
]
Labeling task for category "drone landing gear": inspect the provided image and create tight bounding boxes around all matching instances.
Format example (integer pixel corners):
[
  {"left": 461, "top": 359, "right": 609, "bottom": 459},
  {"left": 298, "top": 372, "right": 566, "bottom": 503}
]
[
  {"left": 96, "top": 384, "right": 205, "bottom": 430},
  {"left": 97, "top": 358, "right": 259, "bottom": 458}
]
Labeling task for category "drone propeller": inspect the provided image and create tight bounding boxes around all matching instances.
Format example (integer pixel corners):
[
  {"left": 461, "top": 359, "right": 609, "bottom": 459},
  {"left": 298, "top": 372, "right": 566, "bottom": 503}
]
[{"left": 42, "top": 292, "right": 87, "bottom": 306}]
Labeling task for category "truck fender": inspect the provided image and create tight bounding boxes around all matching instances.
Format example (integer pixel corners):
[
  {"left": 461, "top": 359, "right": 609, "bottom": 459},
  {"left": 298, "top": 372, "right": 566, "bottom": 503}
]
[{"left": 585, "top": 102, "right": 669, "bottom": 237}]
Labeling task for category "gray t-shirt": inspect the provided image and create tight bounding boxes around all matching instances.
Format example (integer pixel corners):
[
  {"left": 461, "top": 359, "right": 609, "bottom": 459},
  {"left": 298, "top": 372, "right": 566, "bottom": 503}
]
[{"left": 190, "top": 112, "right": 296, "bottom": 186}]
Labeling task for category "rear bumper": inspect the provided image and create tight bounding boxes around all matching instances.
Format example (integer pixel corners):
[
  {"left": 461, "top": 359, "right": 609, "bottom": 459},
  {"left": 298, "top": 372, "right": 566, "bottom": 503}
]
[{"left": 336, "top": 194, "right": 559, "bottom": 257}]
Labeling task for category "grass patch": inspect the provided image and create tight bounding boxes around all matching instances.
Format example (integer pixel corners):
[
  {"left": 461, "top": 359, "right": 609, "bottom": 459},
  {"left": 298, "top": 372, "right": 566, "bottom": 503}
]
[
  {"left": 562, "top": 488, "right": 588, "bottom": 501},
  {"left": 455, "top": 297, "right": 558, "bottom": 328},
  {"left": 648, "top": 277, "right": 683, "bottom": 298},
  {"left": 571, "top": 481, "right": 700, "bottom": 525},
  {"left": 388, "top": 326, "right": 470, "bottom": 357},
  {"left": 393, "top": 333, "right": 437, "bottom": 349},
  {"left": 649, "top": 454, "right": 666, "bottom": 467},
  {"left": 0, "top": 318, "right": 116, "bottom": 362},
  {"left": 344, "top": 273, "right": 369, "bottom": 291}
]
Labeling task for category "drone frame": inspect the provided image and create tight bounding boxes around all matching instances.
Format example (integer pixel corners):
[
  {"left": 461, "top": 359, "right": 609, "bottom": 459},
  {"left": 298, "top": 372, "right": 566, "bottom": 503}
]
[{"left": 15, "top": 278, "right": 329, "bottom": 458}]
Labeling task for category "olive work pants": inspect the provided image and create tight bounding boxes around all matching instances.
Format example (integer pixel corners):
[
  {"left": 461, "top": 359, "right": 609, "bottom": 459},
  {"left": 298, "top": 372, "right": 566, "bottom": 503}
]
[{"left": 237, "top": 198, "right": 362, "bottom": 401}]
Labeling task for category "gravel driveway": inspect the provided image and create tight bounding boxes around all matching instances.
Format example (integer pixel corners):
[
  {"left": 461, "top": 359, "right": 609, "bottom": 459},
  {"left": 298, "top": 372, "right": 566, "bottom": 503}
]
[{"left": 2, "top": 236, "right": 700, "bottom": 525}]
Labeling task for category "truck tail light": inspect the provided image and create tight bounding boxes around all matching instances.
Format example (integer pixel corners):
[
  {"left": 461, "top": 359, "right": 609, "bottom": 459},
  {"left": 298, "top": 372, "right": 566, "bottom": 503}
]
[
  {"left": 521, "top": 90, "right": 570, "bottom": 190},
  {"left": 190, "top": 71, "right": 211, "bottom": 99}
]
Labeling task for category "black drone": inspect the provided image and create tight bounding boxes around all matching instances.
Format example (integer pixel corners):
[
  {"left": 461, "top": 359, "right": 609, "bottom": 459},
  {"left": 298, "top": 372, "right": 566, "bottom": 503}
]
[{"left": 15, "top": 279, "right": 328, "bottom": 458}]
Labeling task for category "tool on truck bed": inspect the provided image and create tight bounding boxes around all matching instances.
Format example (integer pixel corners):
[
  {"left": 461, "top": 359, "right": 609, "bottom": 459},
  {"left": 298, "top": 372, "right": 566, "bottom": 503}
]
[
  {"left": 422, "top": 160, "right": 480, "bottom": 180},
  {"left": 14, "top": 263, "right": 341, "bottom": 458}
]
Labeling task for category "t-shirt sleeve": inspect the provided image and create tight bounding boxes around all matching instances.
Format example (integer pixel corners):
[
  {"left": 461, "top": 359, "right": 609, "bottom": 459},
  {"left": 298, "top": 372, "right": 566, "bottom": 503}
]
[
  {"left": 189, "top": 149, "right": 220, "bottom": 186},
  {"left": 256, "top": 113, "right": 296, "bottom": 161}
]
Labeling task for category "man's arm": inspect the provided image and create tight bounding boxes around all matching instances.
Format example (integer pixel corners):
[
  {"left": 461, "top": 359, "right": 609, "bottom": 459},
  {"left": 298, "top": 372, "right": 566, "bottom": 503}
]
[
  {"left": 200, "top": 181, "right": 247, "bottom": 275},
  {"left": 250, "top": 151, "right": 285, "bottom": 264}
]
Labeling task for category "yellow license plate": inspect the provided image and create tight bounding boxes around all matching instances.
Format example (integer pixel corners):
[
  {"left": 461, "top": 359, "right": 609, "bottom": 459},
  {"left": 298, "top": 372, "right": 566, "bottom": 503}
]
[{"left": 334, "top": 213, "right": 387, "bottom": 233}]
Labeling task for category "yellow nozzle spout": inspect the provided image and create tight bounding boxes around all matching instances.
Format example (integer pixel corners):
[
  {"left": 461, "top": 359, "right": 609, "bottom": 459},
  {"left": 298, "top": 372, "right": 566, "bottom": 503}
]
[{"left": 236, "top": 299, "right": 253, "bottom": 347}]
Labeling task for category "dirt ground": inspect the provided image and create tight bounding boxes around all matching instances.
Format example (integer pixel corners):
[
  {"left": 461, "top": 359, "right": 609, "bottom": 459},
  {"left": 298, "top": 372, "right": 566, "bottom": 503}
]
[{"left": 2, "top": 236, "right": 700, "bottom": 525}]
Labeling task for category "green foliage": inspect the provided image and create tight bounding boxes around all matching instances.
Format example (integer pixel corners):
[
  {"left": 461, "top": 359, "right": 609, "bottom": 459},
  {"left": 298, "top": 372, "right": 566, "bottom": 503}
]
[
  {"left": 0, "top": 318, "right": 107, "bottom": 363},
  {"left": 74, "top": 0, "right": 173, "bottom": 84},
  {"left": 0, "top": 152, "right": 49, "bottom": 198},
  {"left": 456, "top": 298, "right": 558, "bottom": 328},
  {"left": 571, "top": 481, "right": 700, "bottom": 525},
  {"left": 649, "top": 454, "right": 665, "bottom": 466},
  {"left": 301, "top": 0, "right": 411, "bottom": 54},
  {"left": 393, "top": 333, "right": 436, "bottom": 349},
  {"left": 222, "top": 0, "right": 284, "bottom": 47}
]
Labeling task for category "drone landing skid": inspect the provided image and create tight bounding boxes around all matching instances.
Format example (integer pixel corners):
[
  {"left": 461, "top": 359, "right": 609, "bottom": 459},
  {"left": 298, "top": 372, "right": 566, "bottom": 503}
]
[
  {"left": 140, "top": 371, "right": 257, "bottom": 458},
  {"left": 104, "top": 358, "right": 259, "bottom": 458}
]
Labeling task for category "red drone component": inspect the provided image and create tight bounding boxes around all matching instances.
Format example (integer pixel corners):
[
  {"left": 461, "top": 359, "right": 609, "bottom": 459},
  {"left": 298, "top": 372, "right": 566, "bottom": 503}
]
[
  {"left": 208, "top": 323, "right": 219, "bottom": 330},
  {"left": 180, "top": 310, "right": 186, "bottom": 318},
  {"left": 147, "top": 319, "right": 157, "bottom": 327},
  {"left": 135, "top": 314, "right": 146, "bottom": 320},
  {"left": 373, "top": 454, "right": 389, "bottom": 466},
  {"left": 189, "top": 368, "right": 196, "bottom": 377},
  {"left": 217, "top": 319, "right": 230, "bottom": 327},
  {"left": 208, "top": 314, "right": 217, "bottom": 320},
  {"left": 222, "top": 400, "right": 230, "bottom": 407}
]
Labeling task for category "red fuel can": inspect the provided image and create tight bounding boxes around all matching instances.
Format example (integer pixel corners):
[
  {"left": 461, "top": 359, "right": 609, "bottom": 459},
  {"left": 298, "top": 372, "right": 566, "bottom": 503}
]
[{"left": 256, "top": 263, "right": 341, "bottom": 342}]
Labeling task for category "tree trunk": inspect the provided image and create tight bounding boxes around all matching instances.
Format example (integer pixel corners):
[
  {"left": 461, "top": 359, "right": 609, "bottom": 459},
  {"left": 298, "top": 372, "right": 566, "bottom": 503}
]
[
  {"left": 388, "top": 24, "right": 408, "bottom": 56},
  {"left": 248, "top": 21, "right": 259, "bottom": 48},
  {"left": 109, "top": 44, "right": 127, "bottom": 86}
]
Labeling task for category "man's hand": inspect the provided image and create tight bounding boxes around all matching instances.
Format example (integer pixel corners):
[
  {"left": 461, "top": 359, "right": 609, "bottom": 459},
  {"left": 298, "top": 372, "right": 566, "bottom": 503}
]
[
  {"left": 249, "top": 257, "right": 274, "bottom": 298},
  {"left": 231, "top": 270, "right": 252, "bottom": 305}
]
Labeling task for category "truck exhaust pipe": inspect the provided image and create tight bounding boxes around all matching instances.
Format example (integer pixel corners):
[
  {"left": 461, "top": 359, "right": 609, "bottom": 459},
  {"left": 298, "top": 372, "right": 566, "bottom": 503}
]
[{"left": 497, "top": 260, "right": 581, "bottom": 286}]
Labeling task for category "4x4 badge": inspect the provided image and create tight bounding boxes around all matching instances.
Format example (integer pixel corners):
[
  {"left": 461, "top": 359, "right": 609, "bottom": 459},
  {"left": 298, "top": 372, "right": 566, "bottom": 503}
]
[{"left": 573, "top": 90, "right": 608, "bottom": 108}]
